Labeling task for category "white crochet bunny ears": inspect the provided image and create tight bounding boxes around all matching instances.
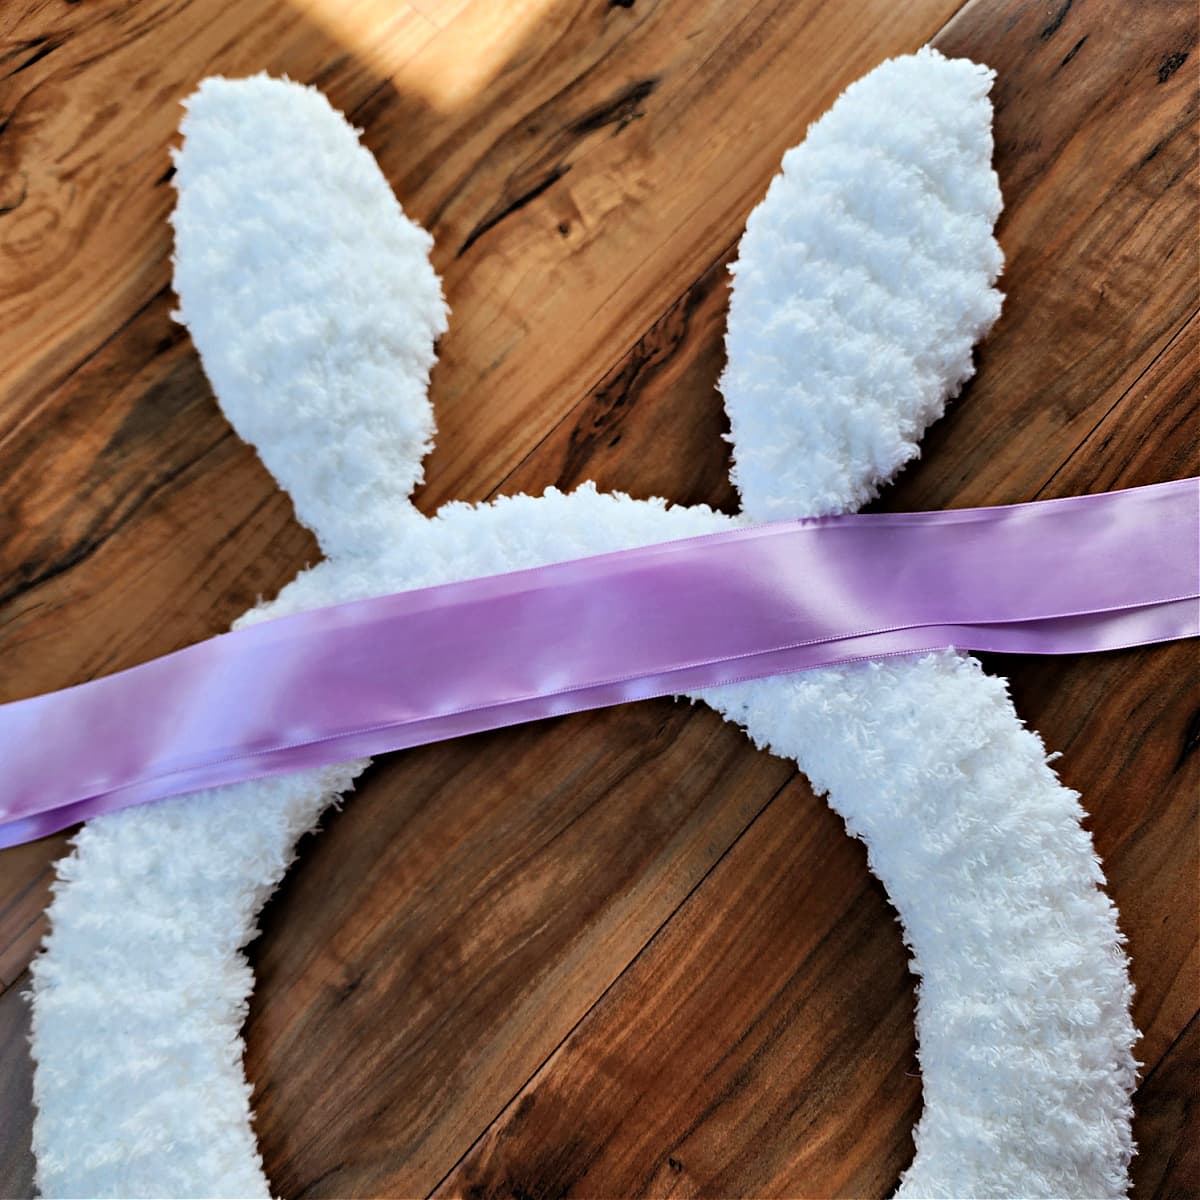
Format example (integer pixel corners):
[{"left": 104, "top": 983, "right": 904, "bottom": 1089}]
[{"left": 28, "top": 48, "right": 1138, "bottom": 1200}]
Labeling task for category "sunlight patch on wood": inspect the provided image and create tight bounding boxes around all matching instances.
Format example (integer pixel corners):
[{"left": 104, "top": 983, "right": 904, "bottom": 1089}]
[{"left": 285, "top": 0, "right": 561, "bottom": 111}]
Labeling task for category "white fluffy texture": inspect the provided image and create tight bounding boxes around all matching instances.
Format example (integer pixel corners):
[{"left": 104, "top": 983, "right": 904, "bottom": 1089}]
[
  {"left": 701, "top": 658, "right": 1138, "bottom": 1200},
  {"left": 29, "top": 764, "right": 360, "bottom": 1200},
  {"left": 722, "top": 51, "right": 1004, "bottom": 519},
  {"left": 170, "top": 75, "right": 448, "bottom": 557},
  {"left": 28, "top": 50, "right": 1136, "bottom": 1200}
]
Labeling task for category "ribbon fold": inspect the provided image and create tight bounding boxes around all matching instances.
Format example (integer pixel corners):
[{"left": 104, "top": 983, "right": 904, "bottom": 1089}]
[{"left": 1, "top": 478, "right": 1196, "bottom": 848}]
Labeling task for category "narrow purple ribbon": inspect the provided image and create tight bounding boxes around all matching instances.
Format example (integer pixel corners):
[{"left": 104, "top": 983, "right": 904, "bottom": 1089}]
[{"left": 1, "top": 478, "right": 1196, "bottom": 848}]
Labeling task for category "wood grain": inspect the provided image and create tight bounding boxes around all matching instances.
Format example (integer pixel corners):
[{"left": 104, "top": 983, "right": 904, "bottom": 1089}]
[
  {"left": 1132, "top": 1013, "right": 1200, "bottom": 1199},
  {"left": 497, "top": 249, "right": 740, "bottom": 509},
  {"left": 0, "top": 0, "right": 1196, "bottom": 1196},
  {"left": 0, "top": 974, "right": 35, "bottom": 1198},
  {"left": 1036, "top": 310, "right": 1199, "bottom": 499},
  {"left": 432, "top": 779, "right": 925, "bottom": 1200}
]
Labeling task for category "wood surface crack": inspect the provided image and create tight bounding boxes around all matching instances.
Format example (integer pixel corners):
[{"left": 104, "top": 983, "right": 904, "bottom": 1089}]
[
  {"left": 1039, "top": 0, "right": 1074, "bottom": 41},
  {"left": 452, "top": 74, "right": 659, "bottom": 259},
  {"left": 1174, "top": 707, "right": 1200, "bottom": 773},
  {"left": 457, "top": 164, "right": 572, "bottom": 258},
  {"left": 1156, "top": 50, "right": 1190, "bottom": 85},
  {"left": 1, "top": 34, "right": 70, "bottom": 79},
  {"left": 567, "top": 76, "right": 657, "bottom": 137},
  {"left": 1056, "top": 35, "right": 1088, "bottom": 70}
]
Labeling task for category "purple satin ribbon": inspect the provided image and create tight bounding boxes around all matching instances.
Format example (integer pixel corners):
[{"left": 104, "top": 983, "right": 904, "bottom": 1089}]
[{"left": 1, "top": 478, "right": 1196, "bottom": 848}]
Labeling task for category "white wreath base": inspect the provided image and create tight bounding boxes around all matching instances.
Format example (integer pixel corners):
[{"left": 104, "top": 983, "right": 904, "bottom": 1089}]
[{"left": 27, "top": 50, "right": 1137, "bottom": 1200}]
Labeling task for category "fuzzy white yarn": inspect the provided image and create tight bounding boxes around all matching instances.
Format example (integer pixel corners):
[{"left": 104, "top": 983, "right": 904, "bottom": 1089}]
[{"left": 27, "top": 50, "right": 1137, "bottom": 1200}]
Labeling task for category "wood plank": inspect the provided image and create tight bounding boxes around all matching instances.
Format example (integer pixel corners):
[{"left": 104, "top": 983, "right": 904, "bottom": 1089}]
[
  {"left": 0, "top": 975, "right": 36, "bottom": 1200},
  {"left": 981, "top": 635, "right": 1199, "bottom": 1078},
  {"left": 497, "top": 249, "right": 740, "bottom": 509},
  {"left": 0, "top": 834, "right": 67, "bottom": 990},
  {"left": 0, "top": 0, "right": 434, "bottom": 418},
  {"left": 1036, "top": 309, "right": 1199, "bottom": 498},
  {"left": 0, "top": 298, "right": 318, "bottom": 698},
  {"left": 435, "top": 779, "right": 924, "bottom": 1200},
  {"left": 1131, "top": 1013, "right": 1200, "bottom": 1200}
]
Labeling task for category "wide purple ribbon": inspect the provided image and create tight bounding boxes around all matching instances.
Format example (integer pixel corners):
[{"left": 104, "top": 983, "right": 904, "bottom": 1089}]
[{"left": 1, "top": 478, "right": 1196, "bottom": 848}]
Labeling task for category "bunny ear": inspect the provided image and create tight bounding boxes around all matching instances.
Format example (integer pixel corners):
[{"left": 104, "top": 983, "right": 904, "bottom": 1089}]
[
  {"left": 721, "top": 47, "right": 1004, "bottom": 522},
  {"left": 171, "top": 75, "right": 448, "bottom": 558}
]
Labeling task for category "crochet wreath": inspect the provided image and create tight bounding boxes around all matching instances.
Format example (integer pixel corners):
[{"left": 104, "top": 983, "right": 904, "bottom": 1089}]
[{"left": 27, "top": 48, "right": 1138, "bottom": 1199}]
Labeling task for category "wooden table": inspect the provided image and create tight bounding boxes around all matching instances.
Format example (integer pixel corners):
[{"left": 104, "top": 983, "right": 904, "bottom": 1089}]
[{"left": 1, "top": 1, "right": 1196, "bottom": 1196}]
